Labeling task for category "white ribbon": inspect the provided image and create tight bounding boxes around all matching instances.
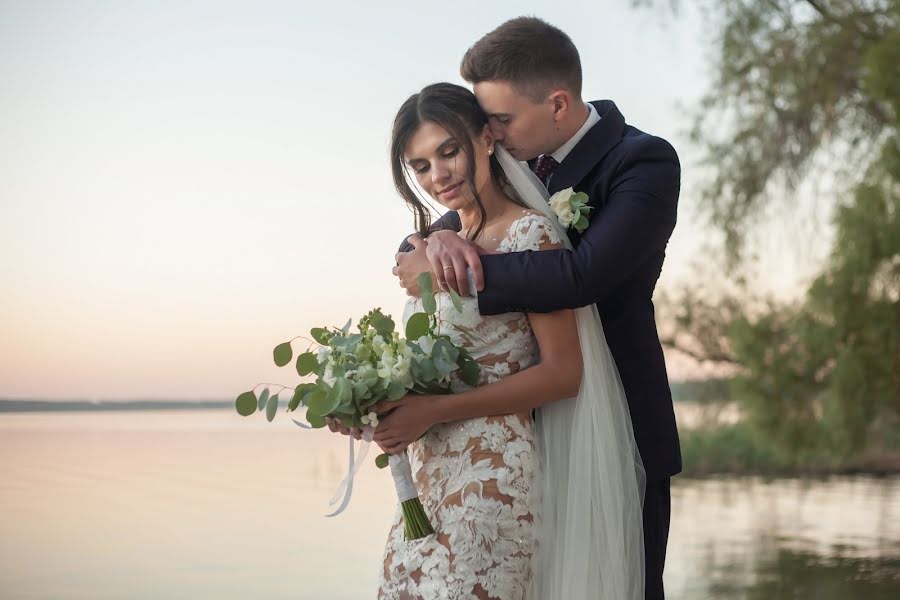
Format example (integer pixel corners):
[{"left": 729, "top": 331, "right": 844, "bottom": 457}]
[
  {"left": 324, "top": 425, "right": 374, "bottom": 517},
  {"left": 389, "top": 452, "right": 418, "bottom": 502}
]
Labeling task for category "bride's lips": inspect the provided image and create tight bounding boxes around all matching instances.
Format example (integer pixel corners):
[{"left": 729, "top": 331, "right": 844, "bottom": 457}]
[{"left": 438, "top": 182, "right": 463, "bottom": 199}]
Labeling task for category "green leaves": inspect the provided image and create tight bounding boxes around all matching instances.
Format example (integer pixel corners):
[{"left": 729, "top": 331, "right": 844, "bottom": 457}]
[
  {"left": 289, "top": 384, "right": 315, "bottom": 411},
  {"left": 273, "top": 342, "right": 293, "bottom": 367},
  {"left": 311, "top": 328, "right": 331, "bottom": 345},
  {"left": 405, "top": 312, "right": 430, "bottom": 341},
  {"left": 459, "top": 357, "right": 480, "bottom": 387},
  {"left": 306, "top": 388, "right": 339, "bottom": 416},
  {"left": 431, "top": 338, "right": 459, "bottom": 375},
  {"left": 306, "top": 411, "right": 326, "bottom": 429},
  {"left": 296, "top": 352, "right": 318, "bottom": 376},
  {"left": 419, "top": 272, "right": 436, "bottom": 315},
  {"left": 385, "top": 379, "right": 407, "bottom": 401},
  {"left": 257, "top": 388, "right": 270, "bottom": 411},
  {"left": 375, "top": 453, "right": 390, "bottom": 469},
  {"left": 235, "top": 391, "right": 257, "bottom": 416},
  {"left": 449, "top": 288, "right": 463, "bottom": 312},
  {"left": 266, "top": 393, "right": 279, "bottom": 422}
]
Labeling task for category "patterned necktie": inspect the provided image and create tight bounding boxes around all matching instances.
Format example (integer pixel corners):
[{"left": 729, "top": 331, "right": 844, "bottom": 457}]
[{"left": 532, "top": 154, "right": 560, "bottom": 186}]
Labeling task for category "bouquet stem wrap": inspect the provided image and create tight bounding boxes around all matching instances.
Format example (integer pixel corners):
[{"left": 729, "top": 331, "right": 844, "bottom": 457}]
[{"left": 389, "top": 452, "right": 434, "bottom": 540}]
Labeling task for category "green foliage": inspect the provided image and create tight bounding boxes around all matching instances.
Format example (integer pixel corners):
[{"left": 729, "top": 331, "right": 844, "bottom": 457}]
[
  {"left": 419, "top": 272, "right": 437, "bottom": 315},
  {"left": 647, "top": 1, "right": 900, "bottom": 464},
  {"left": 273, "top": 342, "right": 292, "bottom": 367},
  {"left": 375, "top": 453, "right": 390, "bottom": 469},
  {"left": 681, "top": 0, "right": 899, "bottom": 262},
  {"left": 235, "top": 391, "right": 257, "bottom": 417},
  {"left": 295, "top": 352, "right": 318, "bottom": 376},
  {"left": 728, "top": 137, "right": 900, "bottom": 456},
  {"left": 405, "top": 313, "right": 430, "bottom": 341},
  {"left": 236, "top": 299, "right": 481, "bottom": 466},
  {"left": 265, "top": 393, "right": 279, "bottom": 422}
]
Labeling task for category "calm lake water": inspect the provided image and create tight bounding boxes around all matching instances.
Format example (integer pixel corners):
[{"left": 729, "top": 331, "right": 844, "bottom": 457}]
[{"left": 1, "top": 409, "right": 898, "bottom": 599}]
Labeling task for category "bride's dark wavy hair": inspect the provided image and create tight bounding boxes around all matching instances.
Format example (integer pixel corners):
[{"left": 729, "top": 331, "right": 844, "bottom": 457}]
[{"left": 390, "top": 82, "right": 514, "bottom": 241}]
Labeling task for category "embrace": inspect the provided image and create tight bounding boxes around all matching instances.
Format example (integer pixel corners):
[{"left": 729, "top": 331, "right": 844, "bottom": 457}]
[{"left": 327, "top": 17, "right": 681, "bottom": 600}]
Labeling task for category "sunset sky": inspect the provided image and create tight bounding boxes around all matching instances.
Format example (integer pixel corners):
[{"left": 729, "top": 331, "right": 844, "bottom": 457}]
[{"left": 0, "top": 1, "right": 819, "bottom": 400}]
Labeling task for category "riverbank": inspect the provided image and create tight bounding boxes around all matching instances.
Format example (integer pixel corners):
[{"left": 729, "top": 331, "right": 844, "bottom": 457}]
[{"left": 680, "top": 422, "right": 900, "bottom": 478}]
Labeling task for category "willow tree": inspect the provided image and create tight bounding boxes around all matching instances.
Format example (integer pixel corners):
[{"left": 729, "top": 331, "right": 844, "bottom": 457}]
[{"left": 648, "top": 0, "right": 899, "bottom": 457}]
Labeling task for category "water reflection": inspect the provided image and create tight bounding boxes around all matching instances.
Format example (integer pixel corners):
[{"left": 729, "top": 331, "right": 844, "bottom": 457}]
[
  {"left": 667, "top": 477, "right": 900, "bottom": 599},
  {"left": 0, "top": 410, "right": 897, "bottom": 599}
]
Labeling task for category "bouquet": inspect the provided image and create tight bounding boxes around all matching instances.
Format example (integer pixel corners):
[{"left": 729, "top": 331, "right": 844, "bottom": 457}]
[{"left": 235, "top": 273, "right": 478, "bottom": 539}]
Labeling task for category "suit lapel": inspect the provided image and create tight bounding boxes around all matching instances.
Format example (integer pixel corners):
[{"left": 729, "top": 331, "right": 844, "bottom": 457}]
[{"left": 547, "top": 100, "right": 625, "bottom": 195}]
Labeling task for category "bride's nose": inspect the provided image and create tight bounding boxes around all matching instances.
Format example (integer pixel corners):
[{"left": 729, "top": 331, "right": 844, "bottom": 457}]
[{"left": 431, "top": 161, "right": 451, "bottom": 184}]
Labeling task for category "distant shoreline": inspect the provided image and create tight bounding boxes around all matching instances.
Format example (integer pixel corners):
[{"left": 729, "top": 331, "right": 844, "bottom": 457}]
[{"left": 0, "top": 399, "right": 233, "bottom": 413}]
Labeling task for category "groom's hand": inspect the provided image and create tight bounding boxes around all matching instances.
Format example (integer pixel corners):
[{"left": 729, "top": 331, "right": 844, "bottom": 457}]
[
  {"left": 393, "top": 234, "right": 432, "bottom": 297},
  {"left": 425, "top": 230, "right": 484, "bottom": 296}
]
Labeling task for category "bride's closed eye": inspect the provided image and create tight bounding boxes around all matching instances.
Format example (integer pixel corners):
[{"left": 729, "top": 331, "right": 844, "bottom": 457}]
[{"left": 411, "top": 146, "right": 461, "bottom": 175}]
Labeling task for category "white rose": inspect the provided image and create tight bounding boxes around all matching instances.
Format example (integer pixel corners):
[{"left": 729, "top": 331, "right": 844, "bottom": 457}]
[
  {"left": 548, "top": 187, "right": 576, "bottom": 216},
  {"left": 558, "top": 207, "right": 576, "bottom": 227}
]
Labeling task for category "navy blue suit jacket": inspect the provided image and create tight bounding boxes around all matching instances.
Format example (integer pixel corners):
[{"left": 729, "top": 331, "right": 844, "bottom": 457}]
[{"left": 400, "top": 100, "right": 682, "bottom": 479}]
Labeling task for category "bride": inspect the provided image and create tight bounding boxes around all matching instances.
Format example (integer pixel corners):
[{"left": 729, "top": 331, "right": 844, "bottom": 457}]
[{"left": 332, "top": 82, "right": 645, "bottom": 599}]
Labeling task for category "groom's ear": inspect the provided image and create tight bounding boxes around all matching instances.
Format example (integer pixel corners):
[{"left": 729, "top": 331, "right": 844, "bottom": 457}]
[{"left": 548, "top": 90, "right": 571, "bottom": 121}]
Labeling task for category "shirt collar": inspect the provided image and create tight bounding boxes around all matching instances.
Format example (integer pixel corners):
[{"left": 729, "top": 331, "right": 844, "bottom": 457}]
[{"left": 550, "top": 102, "right": 600, "bottom": 165}]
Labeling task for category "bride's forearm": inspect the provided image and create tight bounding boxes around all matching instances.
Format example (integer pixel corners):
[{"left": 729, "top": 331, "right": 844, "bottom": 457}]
[{"left": 430, "top": 361, "right": 581, "bottom": 424}]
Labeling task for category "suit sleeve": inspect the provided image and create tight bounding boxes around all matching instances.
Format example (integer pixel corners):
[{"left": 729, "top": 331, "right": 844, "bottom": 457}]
[
  {"left": 477, "top": 137, "right": 680, "bottom": 314},
  {"left": 396, "top": 211, "right": 462, "bottom": 253}
]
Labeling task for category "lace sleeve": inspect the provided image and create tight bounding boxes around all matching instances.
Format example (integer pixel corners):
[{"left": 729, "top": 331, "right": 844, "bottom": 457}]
[{"left": 500, "top": 212, "right": 564, "bottom": 253}]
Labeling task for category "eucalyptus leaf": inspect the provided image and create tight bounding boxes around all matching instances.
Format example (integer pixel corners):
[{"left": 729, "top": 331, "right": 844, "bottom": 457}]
[
  {"left": 273, "top": 342, "right": 293, "bottom": 367},
  {"left": 306, "top": 389, "right": 339, "bottom": 416},
  {"left": 415, "top": 357, "right": 438, "bottom": 382},
  {"left": 296, "top": 352, "right": 318, "bottom": 376},
  {"left": 571, "top": 191, "right": 589, "bottom": 205},
  {"left": 341, "top": 318, "right": 352, "bottom": 334},
  {"left": 405, "top": 312, "right": 430, "bottom": 341},
  {"left": 418, "top": 271, "right": 434, "bottom": 295},
  {"left": 306, "top": 411, "right": 326, "bottom": 429},
  {"left": 266, "top": 393, "right": 279, "bottom": 422},
  {"left": 334, "top": 378, "right": 352, "bottom": 404},
  {"left": 235, "top": 391, "right": 257, "bottom": 416},
  {"left": 334, "top": 402, "right": 356, "bottom": 415},
  {"left": 386, "top": 379, "right": 407, "bottom": 401},
  {"left": 422, "top": 291, "right": 437, "bottom": 315},
  {"left": 432, "top": 339, "right": 458, "bottom": 375},
  {"left": 375, "top": 453, "right": 390, "bottom": 469},
  {"left": 311, "top": 327, "right": 331, "bottom": 345},
  {"left": 374, "top": 314, "right": 395, "bottom": 336},
  {"left": 433, "top": 338, "right": 459, "bottom": 362},
  {"left": 258, "top": 388, "right": 270, "bottom": 411},
  {"left": 460, "top": 359, "right": 480, "bottom": 387},
  {"left": 288, "top": 386, "right": 303, "bottom": 411},
  {"left": 449, "top": 288, "right": 463, "bottom": 312}
]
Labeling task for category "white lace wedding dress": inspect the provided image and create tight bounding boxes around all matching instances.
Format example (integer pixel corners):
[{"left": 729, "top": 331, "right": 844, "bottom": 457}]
[{"left": 377, "top": 211, "right": 562, "bottom": 600}]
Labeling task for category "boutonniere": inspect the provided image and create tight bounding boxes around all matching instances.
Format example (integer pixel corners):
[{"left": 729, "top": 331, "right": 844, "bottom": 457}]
[{"left": 548, "top": 187, "right": 592, "bottom": 233}]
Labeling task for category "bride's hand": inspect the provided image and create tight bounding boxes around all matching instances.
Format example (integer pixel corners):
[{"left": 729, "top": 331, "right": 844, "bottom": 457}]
[
  {"left": 372, "top": 395, "right": 439, "bottom": 455},
  {"left": 393, "top": 234, "right": 432, "bottom": 297},
  {"left": 425, "top": 230, "right": 484, "bottom": 296}
]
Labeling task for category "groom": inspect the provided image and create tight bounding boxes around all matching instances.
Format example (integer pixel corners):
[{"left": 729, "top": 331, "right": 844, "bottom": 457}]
[{"left": 393, "top": 17, "right": 681, "bottom": 599}]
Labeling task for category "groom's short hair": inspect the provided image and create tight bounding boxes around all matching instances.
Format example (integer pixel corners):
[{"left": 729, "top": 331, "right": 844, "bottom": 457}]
[{"left": 460, "top": 16, "right": 582, "bottom": 101}]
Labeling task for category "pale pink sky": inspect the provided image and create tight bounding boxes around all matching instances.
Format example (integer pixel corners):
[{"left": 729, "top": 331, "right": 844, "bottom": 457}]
[{"left": 0, "top": 1, "right": 822, "bottom": 399}]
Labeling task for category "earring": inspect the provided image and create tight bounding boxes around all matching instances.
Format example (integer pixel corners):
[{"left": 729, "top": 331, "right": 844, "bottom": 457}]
[{"left": 488, "top": 148, "right": 494, "bottom": 155}]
